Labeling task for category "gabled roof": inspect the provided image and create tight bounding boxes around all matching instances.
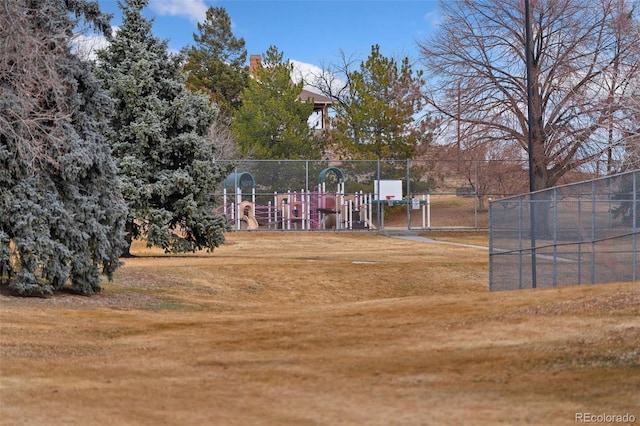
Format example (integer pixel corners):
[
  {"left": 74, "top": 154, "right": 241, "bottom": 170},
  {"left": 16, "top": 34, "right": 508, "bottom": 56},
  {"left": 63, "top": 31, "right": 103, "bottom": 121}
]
[{"left": 299, "top": 89, "right": 333, "bottom": 106}]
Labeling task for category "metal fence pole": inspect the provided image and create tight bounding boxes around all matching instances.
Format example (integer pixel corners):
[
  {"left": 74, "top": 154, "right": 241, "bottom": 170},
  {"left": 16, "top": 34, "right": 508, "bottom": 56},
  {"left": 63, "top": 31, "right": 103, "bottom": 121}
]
[
  {"left": 519, "top": 197, "right": 524, "bottom": 289},
  {"left": 489, "top": 200, "right": 494, "bottom": 291},
  {"left": 634, "top": 171, "right": 638, "bottom": 281},
  {"left": 474, "top": 160, "right": 478, "bottom": 229},
  {"left": 578, "top": 198, "right": 583, "bottom": 285},
  {"left": 305, "top": 160, "right": 309, "bottom": 193},
  {"left": 376, "top": 159, "right": 382, "bottom": 231},
  {"left": 591, "top": 181, "right": 596, "bottom": 284},
  {"left": 406, "top": 159, "right": 411, "bottom": 231},
  {"left": 552, "top": 188, "right": 558, "bottom": 286}
]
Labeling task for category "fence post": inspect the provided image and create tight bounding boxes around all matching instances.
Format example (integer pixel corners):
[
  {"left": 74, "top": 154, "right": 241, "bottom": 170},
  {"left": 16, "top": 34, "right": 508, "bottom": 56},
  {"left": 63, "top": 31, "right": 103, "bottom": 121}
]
[
  {"left": 406, "top": 159, "right": 411, "bottom": 231},
  {"left": 530, "top": 191, "right": 537, "bottom": 289},
  {"left": 236, "top": 186, "right": 242, "bottom": 231},
  {"left": 634, "top": 171, "right": 638, "bottom": 281},
  {"left": 474, "top": 160, "right": 478, "bottom": 229},
  {"left": 552, "top": 188, "right": 558, "bottom": 287},
  {"left": 519, "top": 197, "right": 524, "bottom": 289},
  {"left": 376, "top": 159, "right": 382, "bottom": 231},
  {"left": 489, "top": 199, "right": 494, "bottom": 291},
  {"left": 590, "top": 181, "right": 596, "bottom": 284},
  {"left": 578, "top": 198, "right": 583, "bottom": 285}
]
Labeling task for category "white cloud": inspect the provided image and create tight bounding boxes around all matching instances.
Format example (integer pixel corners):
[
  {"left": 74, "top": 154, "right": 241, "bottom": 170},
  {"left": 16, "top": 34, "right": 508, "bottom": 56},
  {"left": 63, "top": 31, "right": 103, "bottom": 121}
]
[
  {"left": 424, "top": 10, "right": 442, "bottom": 28},
  {"left": 290, "top": 59, "right": 345, "bottom": 95},
  {"left": 72, "top": 26, "right": 118, "bottom": 60},
  {"left": 150, "top": 0, "right": 208, "bottom": 23},
  {"left": 290, "top": 60, "right": 323, "bottom": 92}
]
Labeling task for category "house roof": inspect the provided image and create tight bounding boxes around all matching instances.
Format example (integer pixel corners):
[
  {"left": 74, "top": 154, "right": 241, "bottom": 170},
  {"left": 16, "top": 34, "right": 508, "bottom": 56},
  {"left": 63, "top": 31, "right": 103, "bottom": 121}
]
[{"left": 299, "top": 89, "right": 333, "bottom": 106}]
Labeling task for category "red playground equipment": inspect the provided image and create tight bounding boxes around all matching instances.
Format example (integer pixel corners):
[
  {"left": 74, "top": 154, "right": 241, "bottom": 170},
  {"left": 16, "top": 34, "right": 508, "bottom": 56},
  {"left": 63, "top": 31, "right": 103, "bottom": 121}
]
[{"left": 222, "top": 167, "right": 376, "bottom": 231}]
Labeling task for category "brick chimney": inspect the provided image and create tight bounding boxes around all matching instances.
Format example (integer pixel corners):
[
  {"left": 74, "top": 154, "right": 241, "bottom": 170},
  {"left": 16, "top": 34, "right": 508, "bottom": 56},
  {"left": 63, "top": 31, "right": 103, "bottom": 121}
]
[{"left": 249, "top": 54, "right": 261, "bottom": 78}]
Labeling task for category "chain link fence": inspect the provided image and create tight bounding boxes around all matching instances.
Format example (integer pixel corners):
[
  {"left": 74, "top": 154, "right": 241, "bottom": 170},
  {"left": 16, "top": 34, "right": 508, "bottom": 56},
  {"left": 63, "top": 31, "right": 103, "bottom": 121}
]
[
  {"left": 213, "top": 159, "right": 529, "bottom": 231},
  {"left": 489, "top": 170, "right": 639, "bottom": 291}
]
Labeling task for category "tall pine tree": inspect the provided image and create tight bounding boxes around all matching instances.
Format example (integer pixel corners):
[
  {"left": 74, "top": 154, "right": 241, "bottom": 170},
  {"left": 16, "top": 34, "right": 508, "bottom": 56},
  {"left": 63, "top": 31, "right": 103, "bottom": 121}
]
[
  {"left": 0, "top": 0, "right": 127, "bottom": 296},
  {"left": 232, "top": 46, "right": 322, "bottom": 159},
  {"left": 96, "top": 0, "right": 232, "bottom": 255},
  {"left": 183, "top": 6, "right": 248, "bottom": 121},
  {"left": 314, "top": 45, "right": 428, "bottom": 160}
]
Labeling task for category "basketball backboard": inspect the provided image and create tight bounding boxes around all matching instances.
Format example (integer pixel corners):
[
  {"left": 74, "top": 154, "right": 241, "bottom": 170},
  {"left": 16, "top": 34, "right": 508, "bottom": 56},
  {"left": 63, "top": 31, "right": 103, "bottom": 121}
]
[{"left": 373, "top": 180, "right": 403, "bottom": 201}]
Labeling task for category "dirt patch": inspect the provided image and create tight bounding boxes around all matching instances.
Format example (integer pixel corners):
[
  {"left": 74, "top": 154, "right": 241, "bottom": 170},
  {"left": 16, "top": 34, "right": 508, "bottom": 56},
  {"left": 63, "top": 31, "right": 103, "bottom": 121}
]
[{"left": 1, "top": 232, "right": 638, "bottom": 425}]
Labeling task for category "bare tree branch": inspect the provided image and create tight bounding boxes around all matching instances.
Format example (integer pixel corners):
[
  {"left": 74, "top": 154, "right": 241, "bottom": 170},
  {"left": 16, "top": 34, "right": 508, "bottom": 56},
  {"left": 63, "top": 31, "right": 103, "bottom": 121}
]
[
  {"left": 0, "top": 0, "right": 76, "bottom": 173},
  {"left": 419, "top": 0, "right": 640, "bottom": 189}
]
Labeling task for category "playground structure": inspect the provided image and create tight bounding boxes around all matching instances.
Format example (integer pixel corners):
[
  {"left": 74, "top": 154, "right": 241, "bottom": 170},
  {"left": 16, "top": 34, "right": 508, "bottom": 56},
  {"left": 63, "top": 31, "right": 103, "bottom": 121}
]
[{"left": 221, "top": 167, "right": 431, "bottom": 231}]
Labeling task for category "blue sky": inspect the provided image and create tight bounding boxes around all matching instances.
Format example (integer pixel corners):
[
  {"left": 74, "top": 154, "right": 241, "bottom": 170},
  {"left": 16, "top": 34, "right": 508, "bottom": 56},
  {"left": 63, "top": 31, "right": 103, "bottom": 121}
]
[{"left": 94, "top": 0, "right": 442, "bottom": 67}]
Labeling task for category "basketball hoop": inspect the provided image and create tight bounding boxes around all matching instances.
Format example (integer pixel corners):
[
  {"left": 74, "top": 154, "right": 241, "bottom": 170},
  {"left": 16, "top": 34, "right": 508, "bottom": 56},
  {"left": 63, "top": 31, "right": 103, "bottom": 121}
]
[{"left": 386, "top": 195, "right": 395, "bottom": 206}]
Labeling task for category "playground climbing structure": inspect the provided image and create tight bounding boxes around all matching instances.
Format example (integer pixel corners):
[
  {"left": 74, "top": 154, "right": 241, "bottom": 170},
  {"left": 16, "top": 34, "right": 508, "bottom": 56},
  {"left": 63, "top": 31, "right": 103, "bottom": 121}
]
[{"left": 220, "top": 167, "right": 430, "bottom": 231}]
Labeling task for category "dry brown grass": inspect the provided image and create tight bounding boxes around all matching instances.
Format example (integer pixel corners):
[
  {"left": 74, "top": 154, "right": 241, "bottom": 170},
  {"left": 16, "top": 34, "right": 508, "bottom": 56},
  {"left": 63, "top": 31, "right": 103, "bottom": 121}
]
[
  {"left": 420, "top": 230, "right": 489, "bottom": 247},
  {"left": 385, "top": 194, "right": 489, "bottom": 229},
  {"left": 1, "top": 232, "right": 639, "bottom": 426}
]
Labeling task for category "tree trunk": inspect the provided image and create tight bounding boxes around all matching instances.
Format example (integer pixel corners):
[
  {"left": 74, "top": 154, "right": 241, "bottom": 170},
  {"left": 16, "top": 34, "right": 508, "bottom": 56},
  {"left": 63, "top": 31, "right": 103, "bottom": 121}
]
[
  {"left": 121, "top": 220, "right": 135, "bottom": 258},
  {"left": 531, "top": 162, "right": 551, "bottom": 237}
]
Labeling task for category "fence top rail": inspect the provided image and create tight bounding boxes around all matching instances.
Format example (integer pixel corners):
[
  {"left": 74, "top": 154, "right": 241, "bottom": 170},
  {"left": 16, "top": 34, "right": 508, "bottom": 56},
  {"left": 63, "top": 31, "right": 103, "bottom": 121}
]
[{"left": 489, "top": 169, "right": 639, "bottom": 204}]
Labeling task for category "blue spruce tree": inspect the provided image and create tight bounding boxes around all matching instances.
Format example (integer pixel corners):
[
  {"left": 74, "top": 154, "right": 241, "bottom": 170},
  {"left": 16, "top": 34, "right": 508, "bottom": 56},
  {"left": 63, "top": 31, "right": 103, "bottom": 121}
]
[
  {"left": 97, "top": 0, "right": 232, "bottom": 255},
  {"left": 0, "top": 0, "right": 127, "bottom": 296}
]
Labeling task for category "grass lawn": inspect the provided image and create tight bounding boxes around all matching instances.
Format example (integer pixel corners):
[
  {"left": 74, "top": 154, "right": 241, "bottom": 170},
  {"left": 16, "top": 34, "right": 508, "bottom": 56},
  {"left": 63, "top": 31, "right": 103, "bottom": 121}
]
[{"left": 1, "top": 232, "right": 638, "bottom": 425}]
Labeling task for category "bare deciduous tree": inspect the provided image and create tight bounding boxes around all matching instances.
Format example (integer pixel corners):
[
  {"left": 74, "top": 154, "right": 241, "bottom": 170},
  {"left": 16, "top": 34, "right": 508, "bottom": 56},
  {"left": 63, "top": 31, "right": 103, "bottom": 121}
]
[
  {"left": 1, "top": 0, "right": 126, "bottom": 296},
  {"left": 307, "top": 49, "right": 359, "bottom": 112},
  {"left": 0, "top": 0, "right": 110, "bottom": 173},
  {"left": 1, "top": 0, "right": 68, "bottom": 171},
  {"left": 208, "top": 119, "right": 239, "bottom": 160},
  {"left": 419, "top": 0, "right": 640, "bottom": 191}
]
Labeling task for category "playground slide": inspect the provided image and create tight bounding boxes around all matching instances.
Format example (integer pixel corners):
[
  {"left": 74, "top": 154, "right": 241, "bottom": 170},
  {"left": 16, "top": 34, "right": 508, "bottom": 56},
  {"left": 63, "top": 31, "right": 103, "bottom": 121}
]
[
  {"left": 243, "top": 214, "right": 259, "bottom": 230},
  {"left": 238, "top": 200, "right": 259, "bottom": 230},
  {"left": 322, "top": 213, "right": 336, "bottom": 230}
]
